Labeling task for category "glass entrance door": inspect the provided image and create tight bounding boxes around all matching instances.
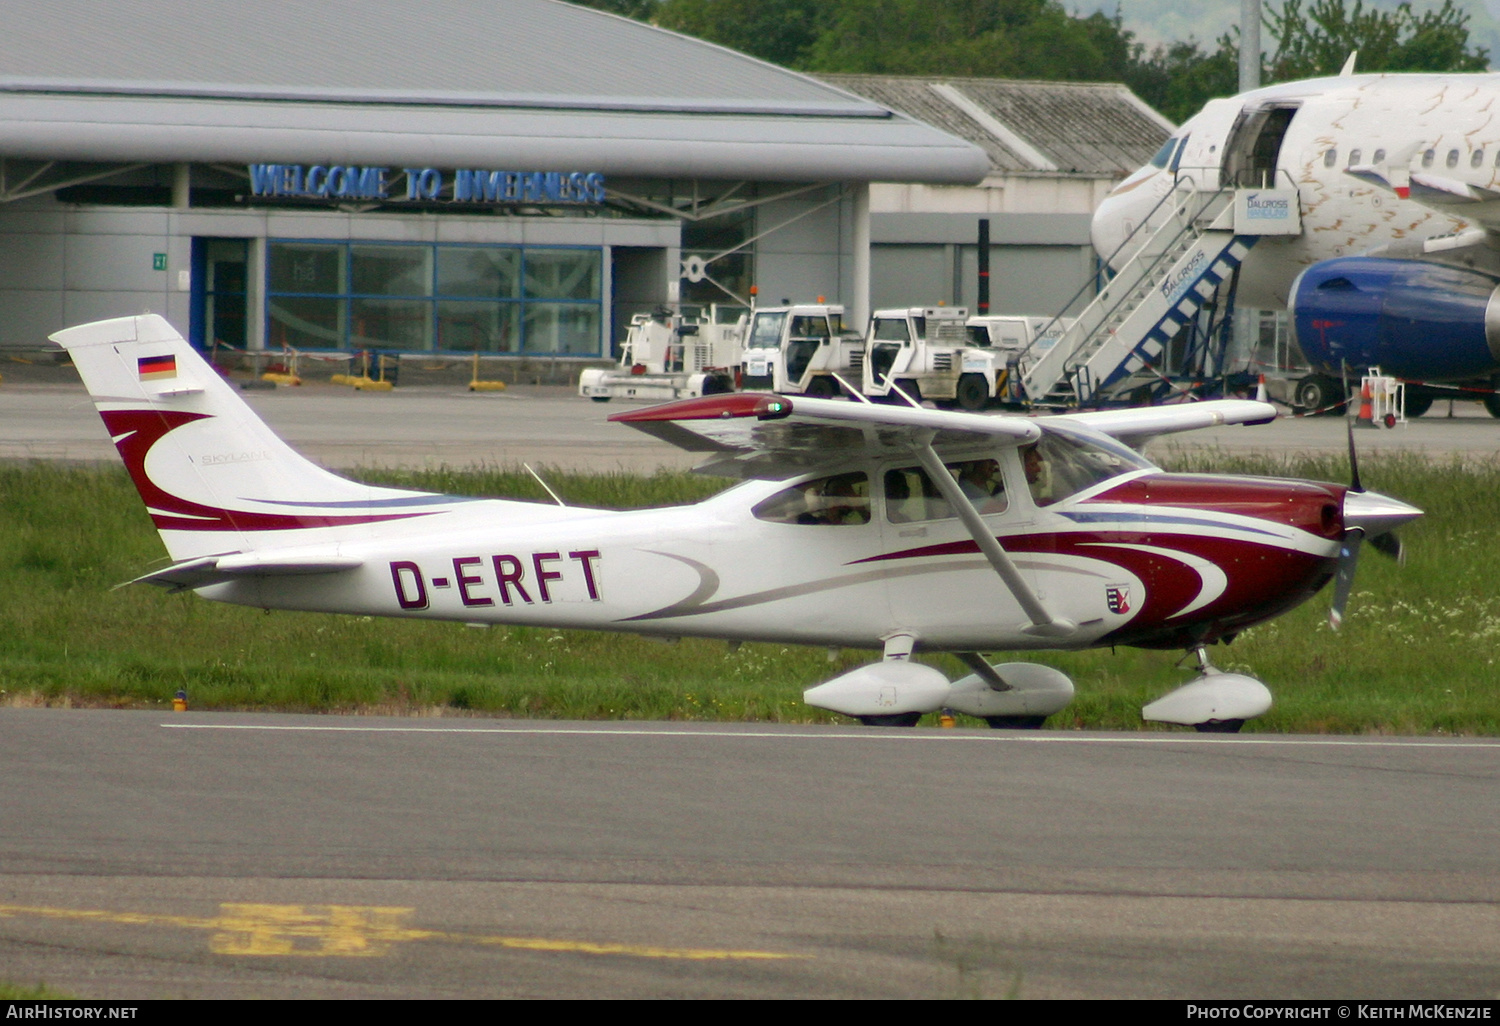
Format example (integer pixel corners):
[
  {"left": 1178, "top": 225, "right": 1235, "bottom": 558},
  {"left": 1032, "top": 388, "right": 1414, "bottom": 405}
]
[{"left": 190, "top": 238, "right": 249, "bottom": 352}]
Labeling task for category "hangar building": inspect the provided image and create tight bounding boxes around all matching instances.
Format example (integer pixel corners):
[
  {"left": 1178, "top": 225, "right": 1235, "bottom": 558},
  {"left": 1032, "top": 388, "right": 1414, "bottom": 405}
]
[
  {"left": 820, "top": 75, "right": 1173, "bottom": 316},
  {"left": 0, "top": 0, "right": 987, "bottom": 365}
]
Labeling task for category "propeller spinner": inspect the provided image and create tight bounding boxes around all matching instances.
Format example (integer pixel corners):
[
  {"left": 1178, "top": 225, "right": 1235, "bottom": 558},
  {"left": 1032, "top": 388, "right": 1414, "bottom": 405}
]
[{"left": 1330, "top": 422, "right": 1423, "bottom": 628}]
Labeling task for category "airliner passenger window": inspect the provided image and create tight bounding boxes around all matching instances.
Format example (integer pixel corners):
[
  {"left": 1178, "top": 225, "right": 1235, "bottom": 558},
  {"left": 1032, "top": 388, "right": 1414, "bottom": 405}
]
[
  {"left": 753, "top": 472, "right": 869, "bottom": 527},
  {"left": 1447, "top": 149, "right": 1460, "bottom": 168},
  {"left": 1373, "top": 149, "right": 1386, "bottom": 164},
  {"left": 1474, "top": 149, "right": 1485, "bottom": 168},
  {"left": 1323, "top": 149, "right": 1337, "bottom": 168},
  {"left": 1423, "top": 149, "right": 1435, "bottom": 168},
  {"left": 1347, "top": 149, "right": 1361, "bottom": 166}
]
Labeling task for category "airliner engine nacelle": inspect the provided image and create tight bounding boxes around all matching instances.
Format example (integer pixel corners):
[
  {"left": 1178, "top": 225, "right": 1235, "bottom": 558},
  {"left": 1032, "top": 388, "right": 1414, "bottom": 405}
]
[{"left": 1290, "top": 257, "right": 1500, "bottom": 380}]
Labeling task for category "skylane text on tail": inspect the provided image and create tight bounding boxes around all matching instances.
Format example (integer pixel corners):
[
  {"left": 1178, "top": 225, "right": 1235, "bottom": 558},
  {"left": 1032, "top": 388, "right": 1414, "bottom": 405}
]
[{"left": 53, "top": 314, "right": 1420, "bottom": 731}]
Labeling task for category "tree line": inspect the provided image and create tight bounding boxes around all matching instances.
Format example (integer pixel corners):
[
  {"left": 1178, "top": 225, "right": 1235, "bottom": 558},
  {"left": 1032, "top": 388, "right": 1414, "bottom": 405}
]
[{"left": 573, "top": 0, "right": 1489, "bottom": 123}]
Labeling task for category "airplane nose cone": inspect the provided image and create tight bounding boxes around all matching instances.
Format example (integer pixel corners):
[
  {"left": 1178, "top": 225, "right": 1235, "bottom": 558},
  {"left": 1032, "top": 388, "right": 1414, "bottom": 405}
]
[{"left": 1342, "top": 489, "right": 1423, "bottom": 536}]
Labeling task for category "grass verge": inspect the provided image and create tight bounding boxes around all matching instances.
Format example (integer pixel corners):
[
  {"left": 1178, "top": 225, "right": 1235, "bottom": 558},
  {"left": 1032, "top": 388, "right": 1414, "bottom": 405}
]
[{"left": 2, "top": 454, "right": 1495, "bottom": 733}]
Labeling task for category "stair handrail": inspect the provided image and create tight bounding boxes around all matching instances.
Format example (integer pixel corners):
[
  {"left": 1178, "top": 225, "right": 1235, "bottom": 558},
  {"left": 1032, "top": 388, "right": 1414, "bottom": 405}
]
[
  {"left": 1014, "top": 177, "right": 1228, "bottom": 375},
  {"left": 1020, "top": 179, "right": 1238, "bottom": 405}
]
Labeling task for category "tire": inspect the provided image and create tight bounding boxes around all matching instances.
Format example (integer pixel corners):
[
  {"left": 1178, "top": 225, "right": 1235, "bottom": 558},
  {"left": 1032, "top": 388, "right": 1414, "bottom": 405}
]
[
  {"left": 702, "top": 375, "right": 731, "bottom": 395},
  {"left": 1485, "top": 383, "right": 1500, "bottom": 419},
  {"left": 856, "top": 712, "right": 922, "bottom": 727},
  {"left": 1404, "top": 394, "right": 1432, "bottom": 418},
  {"left": 984, "top": 715, "right": 1047, "bottom": 729},
  {"left": 804, "top": 376, "right": 838, "bottom": 399},
  {"left": 590, "top": 396, "right": 611, "bottom": 403},
  {"left": 1194, "top": 719, "right": 1245, "bottom": 734},
  {"left": 955, "top": 373, "right": 989, "bottom": 411},
  {"left": 1295, "top": 375, "right": 1345, "bottom": 416}
]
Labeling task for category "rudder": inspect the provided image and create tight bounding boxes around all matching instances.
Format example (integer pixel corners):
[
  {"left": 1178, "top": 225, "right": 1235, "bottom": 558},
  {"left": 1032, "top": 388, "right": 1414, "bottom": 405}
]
[{"left": 51, "top": 315, "right": 444, "bottom": 561}]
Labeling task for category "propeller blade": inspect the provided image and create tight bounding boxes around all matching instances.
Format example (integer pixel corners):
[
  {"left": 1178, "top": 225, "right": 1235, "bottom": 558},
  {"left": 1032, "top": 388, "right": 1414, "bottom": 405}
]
[
  {"left": 1329, "top": 529, "right": 1364, "bottom": 630},
  {"left": 1369, "top": 530, "right": 1405, "bottom": 563},
  {"left": 1346, "top": 416, "right": 1363, "bottom": 493}
]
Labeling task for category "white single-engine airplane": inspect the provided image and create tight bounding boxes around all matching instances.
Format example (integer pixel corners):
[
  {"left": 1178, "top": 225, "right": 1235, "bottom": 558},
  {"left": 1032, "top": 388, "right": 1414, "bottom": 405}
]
[
  {"left": 1092, "top": 68, "right": 1500, "bottom": 413},
  {"left": 53, "top": 315, "right": 1421, "bottom": 732}
]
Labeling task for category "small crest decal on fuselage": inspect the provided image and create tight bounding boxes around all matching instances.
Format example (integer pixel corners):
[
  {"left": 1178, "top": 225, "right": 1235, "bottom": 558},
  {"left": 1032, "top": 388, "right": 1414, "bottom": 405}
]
[{"left": 1106, "top": 584, "right": 1131, "bottom": 614}]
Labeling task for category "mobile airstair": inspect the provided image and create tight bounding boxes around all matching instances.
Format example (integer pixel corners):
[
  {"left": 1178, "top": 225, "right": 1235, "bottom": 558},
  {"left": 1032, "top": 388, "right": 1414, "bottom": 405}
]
[{"left": 1015, "top": 180, "right": 1298, "bottom": 407}]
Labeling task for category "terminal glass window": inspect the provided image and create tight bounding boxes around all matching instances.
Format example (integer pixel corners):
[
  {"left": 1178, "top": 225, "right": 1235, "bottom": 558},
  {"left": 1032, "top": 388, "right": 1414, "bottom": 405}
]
[{"left": 266, "top": 242, "right": 602, "bottom": 354}]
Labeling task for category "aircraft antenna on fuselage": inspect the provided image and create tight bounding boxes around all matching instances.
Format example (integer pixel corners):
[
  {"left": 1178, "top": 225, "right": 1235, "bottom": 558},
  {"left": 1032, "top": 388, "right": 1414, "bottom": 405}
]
[{"left": 524, "top": 463, "right": 567, "bottom": 507}]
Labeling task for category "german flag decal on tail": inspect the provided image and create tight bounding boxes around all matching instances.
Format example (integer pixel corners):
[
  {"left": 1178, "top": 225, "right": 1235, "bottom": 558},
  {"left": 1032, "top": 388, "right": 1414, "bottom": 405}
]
[{"left": 138, "top": 354, "right": 176, "bottom": 380}]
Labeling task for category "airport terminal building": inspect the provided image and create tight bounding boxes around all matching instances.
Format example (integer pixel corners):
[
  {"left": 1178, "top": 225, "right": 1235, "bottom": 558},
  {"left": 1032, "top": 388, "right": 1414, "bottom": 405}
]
[{"left": 0, "top": 0, "right": 988, "bottom": 364}]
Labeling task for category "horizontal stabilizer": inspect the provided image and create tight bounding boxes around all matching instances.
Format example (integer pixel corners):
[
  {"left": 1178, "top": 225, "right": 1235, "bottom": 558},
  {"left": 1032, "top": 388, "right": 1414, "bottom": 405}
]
[{"left": 129, "top": 552, "right": 363, "bottom": 592}]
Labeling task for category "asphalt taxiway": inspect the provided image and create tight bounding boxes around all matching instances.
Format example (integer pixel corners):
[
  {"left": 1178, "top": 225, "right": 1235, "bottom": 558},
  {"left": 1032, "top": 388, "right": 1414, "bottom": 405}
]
[
  {"left": 2, "top": 710, "right": 1498, "bottom": 999},
  {"left": 6, "top": 380, "right": 1499, "bottom": 998},
  {"left": 4, "top": 379, "right": 1499, "bottom": 473}
]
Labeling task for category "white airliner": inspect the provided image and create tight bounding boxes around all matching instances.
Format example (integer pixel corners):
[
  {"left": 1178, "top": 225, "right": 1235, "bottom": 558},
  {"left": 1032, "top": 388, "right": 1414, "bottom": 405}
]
[
  {"left": 51, "top": 314, "right": 1419, "bottom": 733},
  {"left": 1091, "top": 69, "right": 1500, "bottom": 414}
]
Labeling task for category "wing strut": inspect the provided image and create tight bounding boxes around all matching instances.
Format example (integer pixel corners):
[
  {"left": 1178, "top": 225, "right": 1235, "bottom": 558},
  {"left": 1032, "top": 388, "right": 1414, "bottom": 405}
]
[{"left": 912, "top": 436, "right": 1076, "bottom": 639}]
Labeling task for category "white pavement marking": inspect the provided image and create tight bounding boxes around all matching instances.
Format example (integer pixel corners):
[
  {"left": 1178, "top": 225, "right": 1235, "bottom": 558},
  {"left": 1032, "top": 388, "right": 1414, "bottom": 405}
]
[{"left": 158, "top": 722, "right": 1500, "bottom": 748}]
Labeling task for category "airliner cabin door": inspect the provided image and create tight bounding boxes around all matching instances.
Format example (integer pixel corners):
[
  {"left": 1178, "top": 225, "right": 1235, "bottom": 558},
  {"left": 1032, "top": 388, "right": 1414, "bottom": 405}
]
[{"left": 1222, "top": 103, "right": 1301, "bottom": 188}]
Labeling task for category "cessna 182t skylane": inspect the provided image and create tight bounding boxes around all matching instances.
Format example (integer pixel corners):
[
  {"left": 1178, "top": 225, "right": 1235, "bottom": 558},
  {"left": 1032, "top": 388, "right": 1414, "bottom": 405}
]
[
  {"left": 1091, "top": 69, "right": 1500, "bottom": 414},
  {"left": 53, "top": 315, "right": 1420, "bottom": 732}
]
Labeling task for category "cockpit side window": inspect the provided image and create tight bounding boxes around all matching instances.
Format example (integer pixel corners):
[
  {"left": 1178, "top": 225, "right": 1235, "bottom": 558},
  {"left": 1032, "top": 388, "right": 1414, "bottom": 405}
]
[
  {"left": 753, "top": 471, "right": 870, "bottom": 526},
  {"left": 884, "top": 459, "right": 1007, "bottom": 524},
  {"left": 872, "top": 318, "right": 910, "bottom": 342}
]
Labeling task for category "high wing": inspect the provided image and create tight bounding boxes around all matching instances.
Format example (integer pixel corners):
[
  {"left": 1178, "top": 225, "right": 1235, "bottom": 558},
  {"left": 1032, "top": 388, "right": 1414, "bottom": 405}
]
[
  {"left": 612, "top": 393, "right": 1277, "bottom": 472},
  {"left": 610, "top": 392, "right": 1041, "bottom": 478},
  {"left": 1054, "top": 398, "right": 1277, "bottom": 450},
  {"left": 613, "top": 393, "right": 1279, "bottom": 640}
]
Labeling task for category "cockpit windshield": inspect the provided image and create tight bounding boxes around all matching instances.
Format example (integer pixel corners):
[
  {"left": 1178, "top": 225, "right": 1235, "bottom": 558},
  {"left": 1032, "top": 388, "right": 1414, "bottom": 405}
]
[
  {"left": 1020, "top": 424, "right": 1154, "bottom": 506},
  {"left": 1149, "top": 136, "right": 1180, "bottom": 169}
]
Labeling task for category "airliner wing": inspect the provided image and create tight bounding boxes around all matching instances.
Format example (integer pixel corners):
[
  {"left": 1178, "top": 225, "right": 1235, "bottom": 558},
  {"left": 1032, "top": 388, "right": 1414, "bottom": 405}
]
[{"left": 1346, "top": 165, "right": 1500, "bottom": 232}]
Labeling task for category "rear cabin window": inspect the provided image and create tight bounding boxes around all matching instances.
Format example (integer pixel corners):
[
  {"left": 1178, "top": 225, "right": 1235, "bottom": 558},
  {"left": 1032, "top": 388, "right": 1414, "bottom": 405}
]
[
  {"left": 788, "top": 315, "right": 830, "bottom": 340},
  {"left": 753, "top": 472, "right": 870, "bottom": 526}
]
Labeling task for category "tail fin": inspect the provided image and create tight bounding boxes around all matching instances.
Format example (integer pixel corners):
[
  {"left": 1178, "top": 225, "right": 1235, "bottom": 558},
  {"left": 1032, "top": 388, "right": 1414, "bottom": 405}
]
[{"left": 52, "top": 315, "right": 446, "bottom": 561}]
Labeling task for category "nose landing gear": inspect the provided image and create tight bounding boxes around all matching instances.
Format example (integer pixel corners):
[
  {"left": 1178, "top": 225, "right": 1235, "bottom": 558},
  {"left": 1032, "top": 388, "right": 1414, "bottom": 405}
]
[{"left": 1141, "top": 646, "right": 1272, "bottom": 734}]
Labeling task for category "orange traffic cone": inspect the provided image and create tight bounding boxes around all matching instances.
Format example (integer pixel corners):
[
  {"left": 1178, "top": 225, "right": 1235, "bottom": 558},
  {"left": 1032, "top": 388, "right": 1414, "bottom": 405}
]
[
  {"left": 1254, "top": 374, "right": 1268, "bottom": 403},
  {"left": 1356, "top": 380, "right": 1377, "bottom": 428}
]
